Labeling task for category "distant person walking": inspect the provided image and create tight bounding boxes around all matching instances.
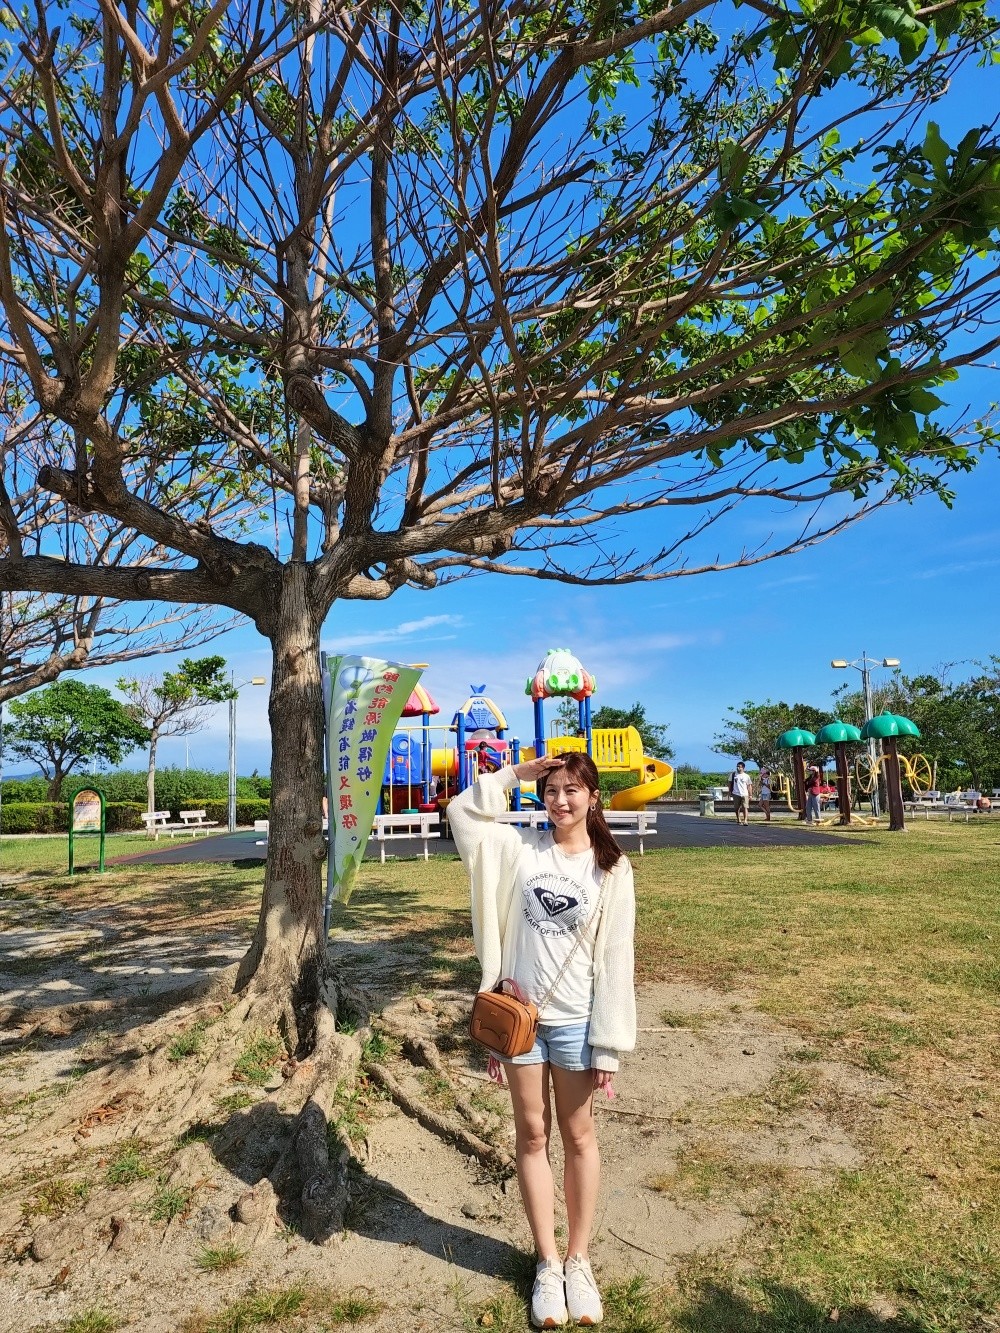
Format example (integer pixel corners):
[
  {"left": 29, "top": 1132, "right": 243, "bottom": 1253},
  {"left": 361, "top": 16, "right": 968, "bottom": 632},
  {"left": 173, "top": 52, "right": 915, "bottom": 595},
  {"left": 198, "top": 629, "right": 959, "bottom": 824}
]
[
  {"left": 758, "top": 768, "right": 772, "bottom": 823},
  {"left": 729, "top": 762, "right": 752, "bottom": 826},
  {"left": 805, "top": 766, "right": 822, "bottom": 824}
]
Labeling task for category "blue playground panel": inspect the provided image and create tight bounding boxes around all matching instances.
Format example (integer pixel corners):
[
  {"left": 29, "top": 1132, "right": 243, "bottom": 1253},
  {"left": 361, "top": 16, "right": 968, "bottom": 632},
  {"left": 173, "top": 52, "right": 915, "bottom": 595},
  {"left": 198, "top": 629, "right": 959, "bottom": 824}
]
[{"left": 384, "top": 733, "right": 427, "bottom": 785}]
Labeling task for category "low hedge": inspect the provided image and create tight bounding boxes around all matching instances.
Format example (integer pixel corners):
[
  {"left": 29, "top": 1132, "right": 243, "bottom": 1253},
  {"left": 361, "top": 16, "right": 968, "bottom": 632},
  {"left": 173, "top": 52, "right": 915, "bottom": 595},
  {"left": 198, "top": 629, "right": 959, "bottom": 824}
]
[
  {"left": 0, "top": 801, "right": 147, "bottom": 834},
  {"left": 0, "top": 799, "right": 273, "bottom": 834},
  {"left": 196, "top": 799, "right": 271, "bottom": 826}
]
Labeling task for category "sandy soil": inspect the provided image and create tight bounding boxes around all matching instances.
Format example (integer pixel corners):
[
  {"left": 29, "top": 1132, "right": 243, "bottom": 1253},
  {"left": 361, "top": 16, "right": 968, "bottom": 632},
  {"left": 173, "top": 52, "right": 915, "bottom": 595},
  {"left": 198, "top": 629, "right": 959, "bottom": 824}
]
[{"left": 0, "top": 884, "right": 876, "bottom": 1332}]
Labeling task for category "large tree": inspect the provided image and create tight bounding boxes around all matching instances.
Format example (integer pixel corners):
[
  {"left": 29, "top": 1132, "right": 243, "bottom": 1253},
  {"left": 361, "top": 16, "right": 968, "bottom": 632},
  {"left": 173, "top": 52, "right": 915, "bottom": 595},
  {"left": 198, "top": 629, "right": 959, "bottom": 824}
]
[
  {"left": 714, "top": 699, "right": 833, "bottom": 772},
  {"left": 0, "top": 0, "right": 998, "bottom": 1094},
  {"left": 118, "top": 655, "right": 236, "bottom": 812},
  {"left": 4, "top": 678, "right": 149, "bottom": 800}
]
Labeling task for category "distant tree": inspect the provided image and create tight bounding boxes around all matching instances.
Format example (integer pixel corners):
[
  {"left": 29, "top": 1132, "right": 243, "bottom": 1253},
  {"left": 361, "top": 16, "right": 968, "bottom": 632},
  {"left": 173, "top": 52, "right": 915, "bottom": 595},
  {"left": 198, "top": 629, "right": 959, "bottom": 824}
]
[
  {"left": 118, "top": 657, "right": 236, "bottom": 812},
  {"left": 591, "top": 702, "right": 674, "bottom": 761},
  {"left": 554, "top": 697, "right": 584, "bottom": 735},
  {"left": 834, "top": 662, "right": 1000, "bottom": 790},
  {"left": 714, "top": 700, "right": 832, "bottom": 773},
  {"left": 0, "top": 385, "right": 240, "bottom": 708},
  {"left": 5, "top": 680, "right": 149, "bottom": 800}
]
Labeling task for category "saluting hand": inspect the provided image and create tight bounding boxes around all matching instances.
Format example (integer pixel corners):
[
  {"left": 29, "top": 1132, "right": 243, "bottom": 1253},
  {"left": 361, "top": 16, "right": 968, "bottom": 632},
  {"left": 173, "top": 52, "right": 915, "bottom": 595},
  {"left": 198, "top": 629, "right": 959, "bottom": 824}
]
[{"left": 512, "top": 755, "right": 566, "bottom": 782}]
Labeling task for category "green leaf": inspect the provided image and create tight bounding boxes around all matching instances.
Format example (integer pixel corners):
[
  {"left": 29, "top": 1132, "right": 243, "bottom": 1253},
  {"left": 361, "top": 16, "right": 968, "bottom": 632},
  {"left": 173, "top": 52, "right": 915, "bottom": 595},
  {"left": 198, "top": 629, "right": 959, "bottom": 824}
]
[{"left": 907, "top": 388, "right": 946, "bottom": 414}]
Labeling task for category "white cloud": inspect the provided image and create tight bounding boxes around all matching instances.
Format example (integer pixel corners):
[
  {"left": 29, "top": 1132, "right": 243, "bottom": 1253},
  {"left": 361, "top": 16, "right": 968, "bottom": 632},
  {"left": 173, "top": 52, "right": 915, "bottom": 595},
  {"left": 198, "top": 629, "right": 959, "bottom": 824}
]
[
  {"left": 322, "top": 613, "right": 464, "bottom": 653},
  {"left": 395, "top": 614, "right": 463, "bottom": 635}
]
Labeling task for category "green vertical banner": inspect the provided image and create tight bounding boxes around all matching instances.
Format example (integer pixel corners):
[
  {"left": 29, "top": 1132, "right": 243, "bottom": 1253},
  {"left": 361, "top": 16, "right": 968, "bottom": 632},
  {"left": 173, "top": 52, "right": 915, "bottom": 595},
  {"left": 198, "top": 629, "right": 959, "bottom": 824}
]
[{"left": 322, "top": 653, "right": 423, "bottom": 915}]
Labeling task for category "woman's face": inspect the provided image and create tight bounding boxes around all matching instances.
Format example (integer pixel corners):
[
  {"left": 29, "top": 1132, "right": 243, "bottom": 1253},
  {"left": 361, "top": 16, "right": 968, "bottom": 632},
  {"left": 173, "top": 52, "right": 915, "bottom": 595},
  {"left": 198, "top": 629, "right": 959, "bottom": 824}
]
[{"left": 542, "top": 767, "right": 594, "bottom": 835}]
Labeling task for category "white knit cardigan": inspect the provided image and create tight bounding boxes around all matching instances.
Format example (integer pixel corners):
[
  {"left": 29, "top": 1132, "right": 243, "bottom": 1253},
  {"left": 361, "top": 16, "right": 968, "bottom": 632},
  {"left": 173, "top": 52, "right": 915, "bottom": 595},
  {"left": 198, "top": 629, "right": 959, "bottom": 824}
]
[{"left": 448, "top": 767, "right": 636, "bottom": 1072}]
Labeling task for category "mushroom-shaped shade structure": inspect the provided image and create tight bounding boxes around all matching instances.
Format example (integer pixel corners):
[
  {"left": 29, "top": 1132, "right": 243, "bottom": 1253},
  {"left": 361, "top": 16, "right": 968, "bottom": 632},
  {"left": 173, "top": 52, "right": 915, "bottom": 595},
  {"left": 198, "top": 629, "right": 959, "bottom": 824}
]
[
  {"left": 861, "top": 711, "right": 920, "bottom": 740},
  {"left": 815, "top": 721, "right": 862, "bottom": 825},
  {"left": 814, "top": 721, "right": 863, "bottom": 746},
  {"left": 401, "top": 683, "right": 439, "bottom": 718},
  {"left": 776, "top": 728, "right": 817, "bottom": 749}
]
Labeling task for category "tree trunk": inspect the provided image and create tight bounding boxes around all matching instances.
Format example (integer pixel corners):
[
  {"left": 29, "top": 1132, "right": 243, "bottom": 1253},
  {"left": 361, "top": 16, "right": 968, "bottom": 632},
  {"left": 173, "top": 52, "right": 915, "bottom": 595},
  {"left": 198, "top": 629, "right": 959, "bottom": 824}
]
[
  {"left": 235, "top": 564, "right": 329, "bottom": 1051},
  {"left": 147, "top": 729, "right": 159, "bottom": 814},
  {"left": 884, "top": 737, "right": 906, "bottom": 832}
]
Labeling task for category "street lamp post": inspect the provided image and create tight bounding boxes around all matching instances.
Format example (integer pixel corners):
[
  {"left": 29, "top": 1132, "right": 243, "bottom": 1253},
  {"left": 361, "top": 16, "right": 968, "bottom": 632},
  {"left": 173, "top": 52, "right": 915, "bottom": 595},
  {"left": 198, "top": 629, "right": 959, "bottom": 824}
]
[
  {"left": 831, "top": 653, "right": 900, "bottom": 817},
  {"left": 228, "top": 676, "right": 267, "bottom": 832}
]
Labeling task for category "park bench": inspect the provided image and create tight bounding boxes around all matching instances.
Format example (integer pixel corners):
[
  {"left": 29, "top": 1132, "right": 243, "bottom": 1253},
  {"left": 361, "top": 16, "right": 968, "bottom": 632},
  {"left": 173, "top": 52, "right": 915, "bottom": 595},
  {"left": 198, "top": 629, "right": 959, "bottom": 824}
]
[
  {"left": 177, "top": 809, "right": 219, "bottom": 835},
  {"left": 140, "top": 810, "right": 183, "bottom": 839},
  {"left": 494, "top": 808, "right": 549, "bottom": 829},
  {"left": 253, "top": 812, "right": 440, "bottom": 860},
  {"left": 372, "top": 810, "right": 441, "bottom": 862},
  {"left": 603, "top": 809, "right": 659, "bottom": 856},
  {"left": 496, "top": 806, "right": 659, "bottom": 853}
]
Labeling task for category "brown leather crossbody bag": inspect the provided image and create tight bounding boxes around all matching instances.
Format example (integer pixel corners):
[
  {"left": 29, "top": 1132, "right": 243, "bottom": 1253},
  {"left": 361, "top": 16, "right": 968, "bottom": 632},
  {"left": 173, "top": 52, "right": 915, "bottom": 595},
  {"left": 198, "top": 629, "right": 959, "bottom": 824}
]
[{"left": 469, "top": 870, "right": 610, "bottom": 1058}]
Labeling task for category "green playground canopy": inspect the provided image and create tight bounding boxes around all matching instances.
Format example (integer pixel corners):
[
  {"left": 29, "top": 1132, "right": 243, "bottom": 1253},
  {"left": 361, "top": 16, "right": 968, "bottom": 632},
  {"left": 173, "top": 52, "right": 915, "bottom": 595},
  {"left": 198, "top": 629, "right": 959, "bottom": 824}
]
[
  {"left": 860, "top": 710, "right": 921, "bottom": 740},
  {"left": 814, "top": 721, "right": 863, "bottom": 745},
  {"left": 777, "top": 728, "right": 817, "bottom": 749}
]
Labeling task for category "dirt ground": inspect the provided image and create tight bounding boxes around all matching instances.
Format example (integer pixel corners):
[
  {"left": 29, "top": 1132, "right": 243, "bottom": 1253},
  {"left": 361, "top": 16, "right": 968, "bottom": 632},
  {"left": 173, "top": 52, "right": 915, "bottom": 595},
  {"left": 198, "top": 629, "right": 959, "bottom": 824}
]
[{"left": 0, "top": 878, "right": 876, "bottom": 1332}]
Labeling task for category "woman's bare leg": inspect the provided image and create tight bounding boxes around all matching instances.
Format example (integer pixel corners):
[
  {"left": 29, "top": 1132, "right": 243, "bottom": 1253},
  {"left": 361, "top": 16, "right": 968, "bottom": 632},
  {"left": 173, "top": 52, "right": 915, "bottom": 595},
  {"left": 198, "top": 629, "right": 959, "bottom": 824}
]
[
  {"left": 506, "top": 1062, "right": 558, "bottom": 1259},
  {"left": 551, "top": 1066, "right": 600, "bottom": 1258}
]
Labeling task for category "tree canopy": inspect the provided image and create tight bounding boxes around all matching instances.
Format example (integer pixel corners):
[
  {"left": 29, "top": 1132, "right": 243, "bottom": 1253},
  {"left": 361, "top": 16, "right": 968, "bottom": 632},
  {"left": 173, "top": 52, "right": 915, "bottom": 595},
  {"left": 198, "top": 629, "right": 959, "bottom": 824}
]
[
  {"left": 1, "top": 0, "right": 998, "bottom": 1029},
  {"left": 590, "top": 702, "right": 674, "bottom": 760},
  {"left": 714, "top": 699, "right": 833, "bottom": 771},
  {"left": 5, "top": 679, "right": 149, "bottom": 800},
  {"left": 832, "top": 661, "right": 1000, "bottom": 790}
]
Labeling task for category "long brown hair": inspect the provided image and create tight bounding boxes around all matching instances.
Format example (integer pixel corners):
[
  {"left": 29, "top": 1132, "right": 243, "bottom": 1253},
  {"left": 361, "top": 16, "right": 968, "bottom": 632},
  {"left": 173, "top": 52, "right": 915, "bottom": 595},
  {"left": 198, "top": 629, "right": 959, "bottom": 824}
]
[{"left": 538, "top": 751, "right": 625, "bottom": 873}]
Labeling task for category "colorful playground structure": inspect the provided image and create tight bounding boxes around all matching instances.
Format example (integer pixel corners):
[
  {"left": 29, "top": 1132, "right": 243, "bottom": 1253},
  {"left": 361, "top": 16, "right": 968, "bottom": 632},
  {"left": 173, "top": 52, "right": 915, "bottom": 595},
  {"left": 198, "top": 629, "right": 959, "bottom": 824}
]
[{"left": 379, "top": 647, "right": 674, "bottom": 814}]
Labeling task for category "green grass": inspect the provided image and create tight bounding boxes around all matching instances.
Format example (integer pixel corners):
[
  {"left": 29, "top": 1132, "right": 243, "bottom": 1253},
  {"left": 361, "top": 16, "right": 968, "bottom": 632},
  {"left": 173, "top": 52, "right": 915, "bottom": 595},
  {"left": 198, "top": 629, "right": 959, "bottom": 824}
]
[
  {"left": 180, "top": 1282, "right": 377, "bottom": 1332},
  {"left": 23, "top": 1177, "right": 91, "bottom": 1218},
  {"left": 149, "top": 1182, "right": 193, "bottom": 1222},
  {"left": 232, "top": 1033, "right": 284, "bottom": 1087},
  {"left": 196, "top": 1244, "right": 249, "bottom": 1272},
  {"left": 168, "top": 1020, "right": 210, "bottom": 1062},
  {"left": 346, "top": 824, "right": 1000, "bottom": 1333},
  {"left": 1, "top": 834, "right": 151, "bottom": 878},
  {"left": 49, "top": 1311, "right": 120, "bottom": 1333},
  {"left": 216, "top": 1089, "right": 256, "bottom": 1113},
  {"left": 105, "top": 1143, "right": 153, "bottom": 1186}
]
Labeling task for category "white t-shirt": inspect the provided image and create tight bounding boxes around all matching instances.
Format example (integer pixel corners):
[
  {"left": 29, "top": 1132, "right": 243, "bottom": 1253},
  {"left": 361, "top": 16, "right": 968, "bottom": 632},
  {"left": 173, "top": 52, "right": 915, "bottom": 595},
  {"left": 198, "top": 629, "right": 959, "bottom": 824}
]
[
  {"left": 500, "top": 834, "right": 604, "bottom": 1026},
  {"left": 732, "top": 771, "right": 753, "bottom": 799}
]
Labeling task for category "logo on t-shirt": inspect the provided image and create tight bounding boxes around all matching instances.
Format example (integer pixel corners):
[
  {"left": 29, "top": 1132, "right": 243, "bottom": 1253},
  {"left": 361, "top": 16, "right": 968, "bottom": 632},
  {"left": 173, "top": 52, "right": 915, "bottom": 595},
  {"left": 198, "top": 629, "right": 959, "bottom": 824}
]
[{"left": 522, "top": 871, "right": 589, "bottom": 938}]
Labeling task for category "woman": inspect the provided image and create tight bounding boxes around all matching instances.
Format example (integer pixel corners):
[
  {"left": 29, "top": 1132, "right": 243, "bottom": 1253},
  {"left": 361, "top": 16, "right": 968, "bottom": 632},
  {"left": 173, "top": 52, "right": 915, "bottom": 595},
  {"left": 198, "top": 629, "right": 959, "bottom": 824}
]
[
  {"left": 448, "top": 752, "right": 636, "bottom": 1329},
  {"left": 758, "top": 768, "right": 772, "bottom": 823},
  {"left": 805, "top": 765, "right": 823, "bottom": 824}
]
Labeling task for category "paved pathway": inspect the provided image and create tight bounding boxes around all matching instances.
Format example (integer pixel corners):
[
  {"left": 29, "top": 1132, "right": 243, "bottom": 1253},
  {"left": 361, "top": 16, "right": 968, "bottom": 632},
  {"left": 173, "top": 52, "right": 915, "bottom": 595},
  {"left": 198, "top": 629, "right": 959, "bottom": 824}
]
[{"left": 109, "top": 811, "right": 849, "bottom": 868}]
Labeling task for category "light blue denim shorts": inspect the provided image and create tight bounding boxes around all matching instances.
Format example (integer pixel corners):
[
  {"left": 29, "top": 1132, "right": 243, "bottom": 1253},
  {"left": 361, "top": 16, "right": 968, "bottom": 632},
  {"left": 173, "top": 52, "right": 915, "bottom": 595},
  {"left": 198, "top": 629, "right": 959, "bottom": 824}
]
[{"left": 501, "top": 1021, "right": 592, "bottom": 1071}]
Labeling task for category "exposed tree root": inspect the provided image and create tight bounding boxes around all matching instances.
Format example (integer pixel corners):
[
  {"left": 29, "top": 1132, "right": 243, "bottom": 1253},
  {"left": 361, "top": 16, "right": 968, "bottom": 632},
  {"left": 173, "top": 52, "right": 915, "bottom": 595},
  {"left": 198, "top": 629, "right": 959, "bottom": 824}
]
[{"left": 363, "top": 1060, "right": 513, "bottom": 1176}]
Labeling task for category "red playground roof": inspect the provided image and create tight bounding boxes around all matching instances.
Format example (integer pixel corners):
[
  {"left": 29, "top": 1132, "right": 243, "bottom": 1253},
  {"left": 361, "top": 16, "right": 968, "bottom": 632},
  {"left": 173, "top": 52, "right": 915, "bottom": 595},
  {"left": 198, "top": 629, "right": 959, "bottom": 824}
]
[{"left": 401, "top": 683, "right": 440, "bottom": 716}]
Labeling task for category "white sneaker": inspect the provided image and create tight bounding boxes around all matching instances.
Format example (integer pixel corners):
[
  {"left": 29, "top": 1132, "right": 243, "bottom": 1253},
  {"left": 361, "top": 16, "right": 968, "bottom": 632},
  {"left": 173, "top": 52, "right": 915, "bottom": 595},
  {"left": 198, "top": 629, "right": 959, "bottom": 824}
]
[
  {"left": 564, "top": 1254, "right": 603, "bottom": 1326},
  {"left": 531, "top": 1257, "right": 568, "bottom": 1328}
]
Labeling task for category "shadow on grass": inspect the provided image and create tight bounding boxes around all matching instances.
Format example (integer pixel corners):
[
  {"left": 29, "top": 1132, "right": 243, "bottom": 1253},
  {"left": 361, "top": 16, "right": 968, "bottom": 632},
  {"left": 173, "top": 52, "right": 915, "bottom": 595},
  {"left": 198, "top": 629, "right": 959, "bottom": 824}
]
[{"left": 674, "top": 1281, "right": 932, "bottom": 1333}]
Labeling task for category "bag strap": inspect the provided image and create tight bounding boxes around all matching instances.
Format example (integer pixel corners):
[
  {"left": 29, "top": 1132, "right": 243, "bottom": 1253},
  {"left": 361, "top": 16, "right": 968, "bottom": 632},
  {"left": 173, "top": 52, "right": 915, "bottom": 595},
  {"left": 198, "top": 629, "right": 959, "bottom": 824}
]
[{"left": 534, "top": 867, "right": 611, "bottom": 1014}]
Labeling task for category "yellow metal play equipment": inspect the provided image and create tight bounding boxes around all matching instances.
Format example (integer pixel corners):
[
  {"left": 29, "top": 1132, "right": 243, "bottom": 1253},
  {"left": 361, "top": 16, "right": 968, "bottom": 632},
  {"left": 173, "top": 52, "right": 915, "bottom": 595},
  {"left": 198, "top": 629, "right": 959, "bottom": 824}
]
[
  {"left": 854, "top": 750, "right": 932, "bottom": 796},
  {"left": 546, "top": 726, "right": 674, "bottom": 809}
]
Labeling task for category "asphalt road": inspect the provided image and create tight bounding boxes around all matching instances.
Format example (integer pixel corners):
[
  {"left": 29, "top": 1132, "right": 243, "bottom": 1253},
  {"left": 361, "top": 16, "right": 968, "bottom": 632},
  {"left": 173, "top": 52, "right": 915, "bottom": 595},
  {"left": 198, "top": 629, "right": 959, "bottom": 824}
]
[{"left": 108, "top": 811, "right": 848, "bottom": 868}]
